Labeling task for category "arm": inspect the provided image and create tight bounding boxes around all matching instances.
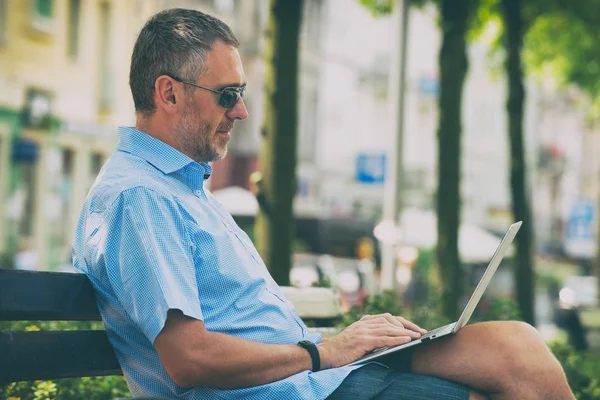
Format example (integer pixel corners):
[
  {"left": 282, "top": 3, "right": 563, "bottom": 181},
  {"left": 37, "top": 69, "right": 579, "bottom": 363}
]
[
  {"left": 155, "top": 310, "right": 427, "bottom": 389},
  {"left": 155, "top": 309, "right": 314, "bottom": 389},
  {"left": 102, "top": 189, "right": 321, "bottom": 388}
]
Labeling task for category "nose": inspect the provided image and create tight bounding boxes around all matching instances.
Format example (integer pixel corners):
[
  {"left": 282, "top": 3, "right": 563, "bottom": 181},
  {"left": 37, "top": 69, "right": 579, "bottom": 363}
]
[{"left": 227, "top": 98, "right": 249, "bottom": 121}]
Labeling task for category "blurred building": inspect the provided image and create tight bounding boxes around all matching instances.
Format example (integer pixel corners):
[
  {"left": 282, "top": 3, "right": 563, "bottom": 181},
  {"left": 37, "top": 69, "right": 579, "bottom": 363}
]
[
  {"left": 294, "top": 1, "right": 597, "bottom": 259},
  {"left": 0, "top": 0, "right": 267, "bottom": 270},
  {"left": 1, "top": 0, "right": 596, "bottom": 270},
  {"left": 0, "top": 0, "right": 127, "bottom": 270},
  {"left": 401, "top": 6, "right": 595, "bottom": 254},
  {"left": 295, "top": 0, "right": 393, "bottom": 220}
]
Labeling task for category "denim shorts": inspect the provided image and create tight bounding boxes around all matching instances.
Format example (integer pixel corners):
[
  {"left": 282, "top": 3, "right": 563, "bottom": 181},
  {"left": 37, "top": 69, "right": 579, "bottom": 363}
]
[{"left": 326, "top": 363, "right": 470, "bottom": 400}]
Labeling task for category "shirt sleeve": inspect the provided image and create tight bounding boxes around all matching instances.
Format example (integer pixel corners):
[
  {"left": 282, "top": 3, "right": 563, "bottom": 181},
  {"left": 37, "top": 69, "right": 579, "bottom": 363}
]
[{"left": 101, "top": 186, "right": 203, "bottom": 344}]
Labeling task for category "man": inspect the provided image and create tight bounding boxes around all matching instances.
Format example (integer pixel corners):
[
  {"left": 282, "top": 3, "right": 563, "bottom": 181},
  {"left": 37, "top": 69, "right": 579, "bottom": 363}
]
[{"left": 73, "top": 8, "right": 574, "bottom": 400}]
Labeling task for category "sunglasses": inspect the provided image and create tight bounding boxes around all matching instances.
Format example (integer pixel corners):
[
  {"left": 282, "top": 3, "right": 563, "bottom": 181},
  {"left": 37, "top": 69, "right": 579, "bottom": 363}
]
[{"left": 168, "top": 75, "right": 246, "bottom": 109}]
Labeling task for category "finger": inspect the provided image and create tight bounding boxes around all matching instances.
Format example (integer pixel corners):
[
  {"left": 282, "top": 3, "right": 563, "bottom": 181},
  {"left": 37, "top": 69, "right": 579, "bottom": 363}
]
[
  {"left": 382, "top": 313, "right": 406, "bottom": 329},
  {"left": 359, "top": 313, "right": 379, "bottom": 321},
  {"left": 396, "top": 316, "right": 427, "bottom": 334},
  {"left": 369, "top": 326, "right": 421, "bottom": 339},
  {"left": 363, "top": 313, "right": 404, "bottom": 328},
  {"left": 360, "top": 314, "right": 401, "bottom": 328},
  {"left": 370, "top": 335, "right": 413, "bottom": 349}
]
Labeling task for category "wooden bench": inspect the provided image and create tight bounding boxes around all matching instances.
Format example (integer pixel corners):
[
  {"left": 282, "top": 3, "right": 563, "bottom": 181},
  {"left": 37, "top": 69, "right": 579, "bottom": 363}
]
[{"left": 0, "top": 269, "right": 342, "bottom": 388}]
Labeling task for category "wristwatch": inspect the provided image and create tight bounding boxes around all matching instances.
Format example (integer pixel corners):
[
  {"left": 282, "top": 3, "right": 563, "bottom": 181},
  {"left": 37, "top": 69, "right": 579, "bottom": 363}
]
[{"left": 297, "top": 340, "right": 321, "bottom": 372}]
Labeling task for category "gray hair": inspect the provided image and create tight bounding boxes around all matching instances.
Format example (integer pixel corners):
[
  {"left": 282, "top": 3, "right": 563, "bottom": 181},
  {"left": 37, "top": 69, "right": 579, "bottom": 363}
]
[{"left": 130, "top": 8, "right": 239, "bottom": 116}]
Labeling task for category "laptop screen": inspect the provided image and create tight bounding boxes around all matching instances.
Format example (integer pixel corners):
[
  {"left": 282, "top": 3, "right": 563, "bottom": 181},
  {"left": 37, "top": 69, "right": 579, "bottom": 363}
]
[{"left": 452, "top": 221, "right": 522, "bottom": 333}]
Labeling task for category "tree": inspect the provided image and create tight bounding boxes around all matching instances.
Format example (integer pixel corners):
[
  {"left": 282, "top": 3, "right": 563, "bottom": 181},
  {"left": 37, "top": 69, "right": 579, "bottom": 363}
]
[
  {"left": 523, "top": 1, "right": 600, "bottom": 303},
  {"left": 500, "top": 0, "right": 536, "bottom": 325},
  {"left": 435, "top": 0, "right": 476, "bottom": 320},
  {"left": 472, "top": 0, "right": 600, "bottom": 323},
  {"left": 469, "top": 0, "right": 538, "bottom": 324},
  {"left": 255, "top": 0, "right": 303, "bottom": 285},
  {"left": 361, "top": 0, "right": 474, "bottom": 319}
]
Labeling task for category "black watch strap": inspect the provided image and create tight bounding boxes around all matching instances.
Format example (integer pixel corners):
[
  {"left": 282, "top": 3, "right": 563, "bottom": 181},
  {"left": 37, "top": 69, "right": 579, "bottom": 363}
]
[{"left": 297, "top": 340, "right": 321, "bottom": 372}]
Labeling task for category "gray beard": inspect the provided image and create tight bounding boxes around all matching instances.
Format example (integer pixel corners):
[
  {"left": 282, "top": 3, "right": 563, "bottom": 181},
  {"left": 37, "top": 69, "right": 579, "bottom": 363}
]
[{"left": 174, "top": 110, "right": 227, "bottom": 163}]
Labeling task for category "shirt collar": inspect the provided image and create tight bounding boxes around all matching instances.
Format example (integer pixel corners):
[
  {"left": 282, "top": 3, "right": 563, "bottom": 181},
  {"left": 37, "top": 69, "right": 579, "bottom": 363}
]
[{"left": 116, "top": 127, "right": 212, "bottom": 187}]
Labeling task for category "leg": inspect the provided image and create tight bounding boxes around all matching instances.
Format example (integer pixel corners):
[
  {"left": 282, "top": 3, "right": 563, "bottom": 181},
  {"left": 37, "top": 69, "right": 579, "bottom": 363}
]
[{"left": 410, "top": 321, "right": 574, "bottom": 400}]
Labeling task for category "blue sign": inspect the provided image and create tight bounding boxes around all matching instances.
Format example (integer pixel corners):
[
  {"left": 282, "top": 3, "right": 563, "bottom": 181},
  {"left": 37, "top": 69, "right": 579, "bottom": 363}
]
[
  {"left": 565, "top": 198, "right": 596, "bottom": 258},
  {"left": 356, "top": 153, "right": 386, "bottom": 184},
  {"left": 12, "top": 138, "right": 39, "bottom": 164},
  {"left": 418, "top": 75, "right": 439, "bottom": 96}
]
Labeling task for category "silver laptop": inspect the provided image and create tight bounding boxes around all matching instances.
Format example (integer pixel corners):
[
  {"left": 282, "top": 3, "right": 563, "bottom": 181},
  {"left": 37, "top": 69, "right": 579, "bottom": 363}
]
[{"left": 344, "top": 221, "right": 522, "bottom": 367}]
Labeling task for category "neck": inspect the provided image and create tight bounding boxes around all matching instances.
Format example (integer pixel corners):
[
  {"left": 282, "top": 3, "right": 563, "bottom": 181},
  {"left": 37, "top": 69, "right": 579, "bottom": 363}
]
[
  {"left": 136, "top": 114, "right": 176, "bottom": 149},
  {"left": 135, "top": 114, "right": 208, "bottom": 165}
]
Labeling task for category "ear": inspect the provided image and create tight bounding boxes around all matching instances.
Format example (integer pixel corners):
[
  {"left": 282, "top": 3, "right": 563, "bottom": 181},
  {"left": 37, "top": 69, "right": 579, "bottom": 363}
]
[{"left": 154, "top": 75, "right": 181, "bottom": 115}]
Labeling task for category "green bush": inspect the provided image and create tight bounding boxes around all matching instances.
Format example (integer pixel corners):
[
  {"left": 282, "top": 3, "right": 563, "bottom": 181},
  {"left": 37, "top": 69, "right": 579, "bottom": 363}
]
[
  {"left": 0, "top": 321, "right": 130, "bottom": 400},
  {"left": 334, "top": 289, "right": 448, "bottom": 330},
  {"left": 470, "top": 296, "right": 523, "bottom": 323},
  {"left": 0, "top": 251, "right": 14, "bottom": 269},
  {"left": 548, "top": 340, "right": 600, "bottom": 400},
  {"left": 334, "top": 289, "right": 520, "bottom": 330},
  {"left": 1, "top": 377, "right": 130, "bottom": 400},
  {"left": 2, "top": 380, "right": 58, "bottom": 400},
  {"left": 335, "top": 290, "right": 407, "bottom": 329}
]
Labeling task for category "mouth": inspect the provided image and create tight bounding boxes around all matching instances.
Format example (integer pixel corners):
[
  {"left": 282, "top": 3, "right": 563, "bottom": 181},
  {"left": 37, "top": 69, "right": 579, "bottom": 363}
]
[
  {"left": 216, "top": 129, "right": 231, "bottom": 141},
  {"left": 216, "top": 124, "right": 233, "bottom": 139}
]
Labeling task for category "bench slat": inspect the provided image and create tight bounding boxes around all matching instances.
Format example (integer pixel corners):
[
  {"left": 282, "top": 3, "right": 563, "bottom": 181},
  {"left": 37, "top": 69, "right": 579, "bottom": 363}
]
[
  {"left": 0, "top": 330, "right": 121, "bottom": 384},
  {"left": 0, "top": 269, "right": 102, "bottom": 321}
]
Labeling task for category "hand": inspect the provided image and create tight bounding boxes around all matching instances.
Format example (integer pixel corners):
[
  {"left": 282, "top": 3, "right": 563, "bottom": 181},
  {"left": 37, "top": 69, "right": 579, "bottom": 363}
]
[{"left": 318, "top": 313, "right": 427, "bottom": 369}]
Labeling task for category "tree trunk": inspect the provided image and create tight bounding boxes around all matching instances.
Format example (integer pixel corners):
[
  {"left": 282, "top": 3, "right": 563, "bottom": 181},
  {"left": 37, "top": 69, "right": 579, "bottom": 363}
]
[
  {"left": 502, "top": 0, "right": 536, "bottom": 325},
  {"left": 255, "top": 0, "right": 303, "bottom": 286},
  {"left": 436, "top": 0, "right": 470, "bottom": 320}
]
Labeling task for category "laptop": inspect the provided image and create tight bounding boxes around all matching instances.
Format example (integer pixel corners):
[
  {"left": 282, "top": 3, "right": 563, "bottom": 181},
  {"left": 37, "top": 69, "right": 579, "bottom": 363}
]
[{"left": 344, "top": 221, "right": 522, "bottom": 367}]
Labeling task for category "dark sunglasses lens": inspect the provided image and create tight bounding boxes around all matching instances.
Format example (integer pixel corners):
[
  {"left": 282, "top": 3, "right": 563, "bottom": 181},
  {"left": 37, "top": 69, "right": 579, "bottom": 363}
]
[{"left": 219, "top": 90, "right": 240, "bottom": 108}]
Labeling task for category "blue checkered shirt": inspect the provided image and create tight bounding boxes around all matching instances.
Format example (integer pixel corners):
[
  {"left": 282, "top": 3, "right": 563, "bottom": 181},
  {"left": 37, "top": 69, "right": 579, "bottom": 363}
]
[{"left": 72, "top": 127, "right": 362, "bottom": 399}]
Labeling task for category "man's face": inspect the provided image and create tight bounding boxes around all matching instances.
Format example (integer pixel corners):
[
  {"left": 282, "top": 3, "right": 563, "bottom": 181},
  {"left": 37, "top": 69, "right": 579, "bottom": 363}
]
[{"left": 173, "top": 40, "right": 248, "bottom": 163}]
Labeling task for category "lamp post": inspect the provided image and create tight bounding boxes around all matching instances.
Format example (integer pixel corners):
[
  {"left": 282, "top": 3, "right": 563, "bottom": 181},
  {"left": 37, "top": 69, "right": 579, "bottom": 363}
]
[{"left": 380, "top": 0, "right": 410, "bottom": 290}]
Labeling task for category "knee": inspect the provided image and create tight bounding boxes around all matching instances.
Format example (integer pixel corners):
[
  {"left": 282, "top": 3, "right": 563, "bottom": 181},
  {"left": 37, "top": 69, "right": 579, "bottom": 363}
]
[
  {"left": 490, "top": 320, "right": 545, "bottom": 349},
  {"left": 504, "top": 321, "right": 545, "bottom": 346},
  {"left": 493, "top": 321, "right": 561, "bottom": 375}
]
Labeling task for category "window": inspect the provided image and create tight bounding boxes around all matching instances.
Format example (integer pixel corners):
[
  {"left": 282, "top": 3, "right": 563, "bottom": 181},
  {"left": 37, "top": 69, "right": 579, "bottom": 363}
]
[
  {"left": 214, "top": 0, "right": 234, "bottom": 14},
  {"left": 98, "top": 2, "right": 114, "bottom": 110},
  {"left": 17, "top": 164, "right": 38, "bottom": 237},
  {"left": 298, "top": 84, "right": 318, "bottom": 163},
  {"left": 0, "top": 0, "right": 6, "bottom": 47},
  {"left": 57, "top": 148, "right": 74, "bottom": 248},
  {"left": 0, "top": 136, "right": 4, "bottom": 215},
  {"left": 67, "top": 0, "right": 81, "bottom": 58},
  {"left": 301, "top": 0, "right": 323, "bottom": 53},
  {"left": 36, "top": 0, "right": 53, "bottom": 18},
  {"left": 30, "top": 0, "right": 55, "bottom": 34},
  {"left": 90, "top": 152, "right": 105, "bottom": 177},
  {"left": 87, "top": 151, "right": 105, "bottom": 192}
]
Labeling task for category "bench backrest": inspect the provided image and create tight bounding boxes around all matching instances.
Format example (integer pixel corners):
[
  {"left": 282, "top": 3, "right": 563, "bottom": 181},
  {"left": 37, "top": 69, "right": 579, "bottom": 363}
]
[{"left": 0, "top": 269, "right": 121, "bottom": 385}]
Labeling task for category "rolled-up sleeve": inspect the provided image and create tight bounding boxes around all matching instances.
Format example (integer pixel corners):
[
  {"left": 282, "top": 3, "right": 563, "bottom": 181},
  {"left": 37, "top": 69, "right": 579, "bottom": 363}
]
[{"left": 101, "top": 186, "right": 203, "bottom": 344}]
